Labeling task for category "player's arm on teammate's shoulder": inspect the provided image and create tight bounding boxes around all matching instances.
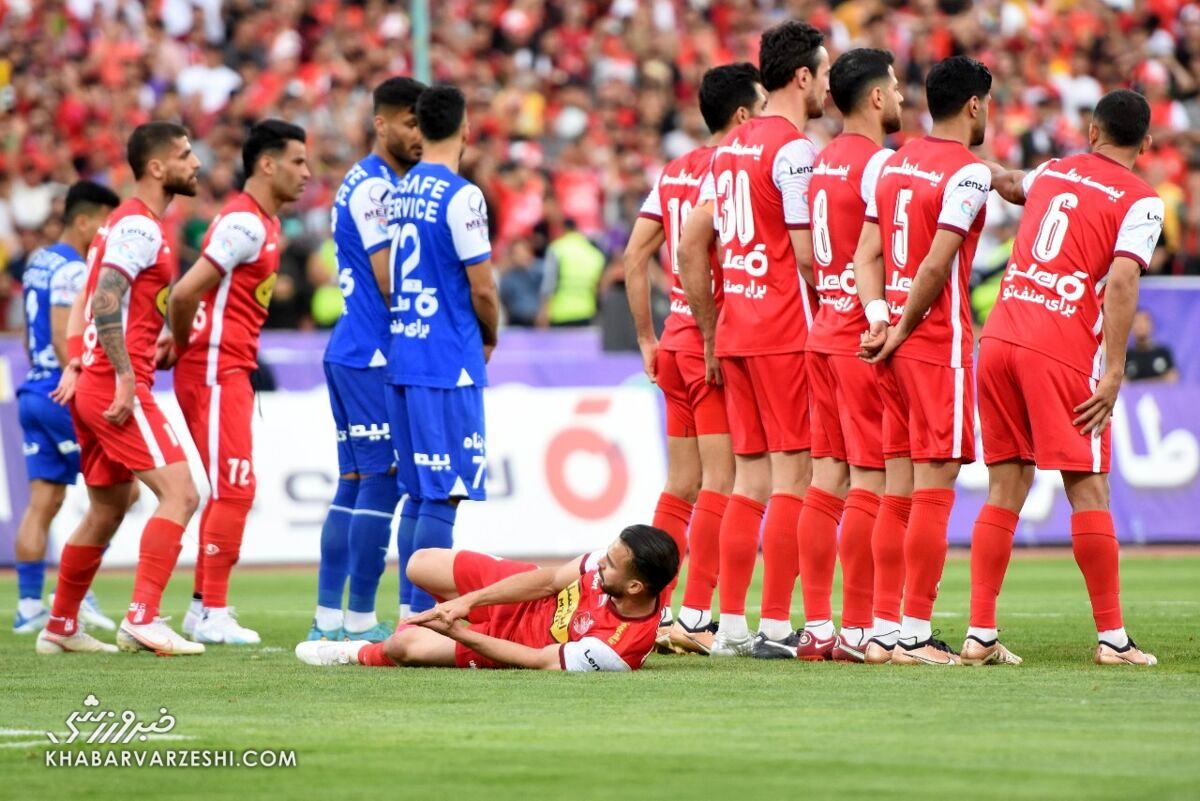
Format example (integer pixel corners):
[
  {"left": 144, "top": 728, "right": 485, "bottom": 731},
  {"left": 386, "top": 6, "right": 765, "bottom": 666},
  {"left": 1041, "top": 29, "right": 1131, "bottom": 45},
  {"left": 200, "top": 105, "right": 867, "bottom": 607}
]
[
  {"left": 623, "top": 214, "right": 667, "bottom": 382},
  {"left": 1075, "top": 257, "right": 1141, "bottom": 435},
  {"left": 984, "top": 160, "right": 1027, "bottom": 205},
  {"left": 167, "top": 256, "right": 223, "bottom": 353},
  {"left": 853, "top": 220, "right": 890, "bottom": 359},
  {"left": 677, "top": 200, "right": 720, "bottom": 383},
  {"left": 91, "top": 266, "right": 136, "bottom": 424}
]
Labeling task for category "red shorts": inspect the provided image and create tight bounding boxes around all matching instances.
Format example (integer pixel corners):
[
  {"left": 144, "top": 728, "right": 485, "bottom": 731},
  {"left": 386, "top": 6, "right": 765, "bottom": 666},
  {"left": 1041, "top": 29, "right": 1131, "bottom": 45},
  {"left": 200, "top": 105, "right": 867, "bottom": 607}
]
[
  {"left": 874, "top": 362, "right": 913, "bottom": 461},
  {"left": 888, "top": 356, "right": 976, "bottom": 464},
  {"left": 657, "top": 348, "right": 728, "bottom": 438},
  {"left": 449, "top": 551, "right": 538, "bottom": 669},
  {"left": 808, "top": 352, "right": 886, "bottom": 469},
  {"left": 720, "top": 353, "right": 810, "bottom": 455},
  {"left": 978, "top": 338, "right": 1109, "bottom": 473},
  {"left": 175, "top": 370, "right": 257, "bottom": 501},
  {"left": 71, "top": 373, "right": 187, "bottom": 487}
]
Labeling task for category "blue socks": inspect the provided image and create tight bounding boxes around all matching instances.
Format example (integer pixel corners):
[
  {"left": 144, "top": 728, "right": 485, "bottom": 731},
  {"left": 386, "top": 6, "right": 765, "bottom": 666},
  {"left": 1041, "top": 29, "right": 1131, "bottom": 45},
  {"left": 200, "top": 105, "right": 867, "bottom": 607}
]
[
  {"left": 347, "top": 474, "right": 400, "bottom": 614},
  {"left": 317, "top": 477, "right": 357, "bottom": 611},
  {"left": 410, "top": 501, "right": 457, "bottom": 613},
  {"left": 16, "top": 560, "right": 45, "bottom": 602},
  {"left": 397, "top": 498, "right": 422, "bottom": 609}
]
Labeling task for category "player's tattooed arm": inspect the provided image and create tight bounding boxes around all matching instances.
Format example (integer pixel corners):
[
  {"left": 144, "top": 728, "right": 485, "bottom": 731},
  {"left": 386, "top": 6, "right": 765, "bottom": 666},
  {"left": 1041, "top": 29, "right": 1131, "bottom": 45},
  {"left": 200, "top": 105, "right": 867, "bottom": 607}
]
[{"left": 92, "top": 267, "right": 133, "bottom": 377}]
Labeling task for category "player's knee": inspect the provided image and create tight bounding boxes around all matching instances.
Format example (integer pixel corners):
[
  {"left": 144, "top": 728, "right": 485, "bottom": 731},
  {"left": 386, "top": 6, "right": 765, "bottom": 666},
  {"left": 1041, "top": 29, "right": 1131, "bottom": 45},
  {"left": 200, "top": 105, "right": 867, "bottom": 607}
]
[
  {"left": 664, "top": 477, "right": 700, "bottom": 505},
  {"left": 405, "top": 549, "right": 433, "bottom": 584},
  {"left": 383, "top": 632, "right": 412, "bottom": 665},
  {"left": 28, "top": 483, "right": 66, "bottom": 520},
  {"left": 1064, "top": 476, "right": 1109, "bottom": 512}
]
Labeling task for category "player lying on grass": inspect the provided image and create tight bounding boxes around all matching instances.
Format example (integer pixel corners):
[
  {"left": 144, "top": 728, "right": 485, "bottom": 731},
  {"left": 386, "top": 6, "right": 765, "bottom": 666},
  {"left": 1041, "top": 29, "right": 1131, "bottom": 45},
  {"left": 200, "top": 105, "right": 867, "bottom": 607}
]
[{"left": 295, "top": 525, "right": 679, "bottom": 672}]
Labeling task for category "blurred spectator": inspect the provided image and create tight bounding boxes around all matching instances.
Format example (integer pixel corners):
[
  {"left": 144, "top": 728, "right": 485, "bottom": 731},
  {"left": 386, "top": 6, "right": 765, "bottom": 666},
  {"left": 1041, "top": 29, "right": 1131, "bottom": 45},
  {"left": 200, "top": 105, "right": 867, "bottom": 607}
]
[
  {"left": 498, "top": 239, "right": 544, "bottom": 327},
  {"left": 539, "top": 218, "right": 606, "bottom": 328},
  {"left": 175, "top": 42, "right": 242, "bottom": 114},
  {"left": 1126, "top": 309, "right": 1180, "bottom": 383}
]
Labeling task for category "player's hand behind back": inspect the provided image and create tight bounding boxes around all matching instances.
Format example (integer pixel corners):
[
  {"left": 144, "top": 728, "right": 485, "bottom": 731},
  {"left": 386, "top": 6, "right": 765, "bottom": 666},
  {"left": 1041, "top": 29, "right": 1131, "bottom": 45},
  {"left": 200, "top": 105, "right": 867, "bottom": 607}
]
[
  {"left": 155, "top": 331, "right": 179, "bottom": 370},
  {"left": 103, "top": 373, "right": 136, "bottom": 425},
  {"left": 858, "top": 321, "right": 889, "bottom": 361},
  {"left": 1074, "top": 372, "right": 1121, "bottom": 435}
]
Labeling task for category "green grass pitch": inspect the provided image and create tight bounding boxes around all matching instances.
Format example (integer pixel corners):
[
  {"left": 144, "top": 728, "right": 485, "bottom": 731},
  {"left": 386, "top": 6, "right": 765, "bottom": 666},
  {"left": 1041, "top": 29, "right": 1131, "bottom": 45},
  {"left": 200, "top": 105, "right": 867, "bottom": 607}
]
[{"left": 1, "top": 551, "right": 1197, "bottom": 800}]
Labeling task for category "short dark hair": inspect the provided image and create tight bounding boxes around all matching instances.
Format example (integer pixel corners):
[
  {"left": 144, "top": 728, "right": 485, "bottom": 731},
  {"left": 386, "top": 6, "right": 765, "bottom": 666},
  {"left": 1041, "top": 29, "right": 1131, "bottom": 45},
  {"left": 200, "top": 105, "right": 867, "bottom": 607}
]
[
  {"left": 925, "top": 56, "right": 993, "bottom": 121},
  {"left": 619, "top": 524, "right": 680, "bottom": 597},
  {"left": 242, "top": 119, "right": 307, "bottom": 177},
  {"left": 63, "top": 181, "right": 120, "bottom": 224},
  {"left": 1094, "top": 89, "right": 1151, "bottom": 148},
  {"left": 759, "top": 20, "right": 825, "bottom": 93},
  {"left": 127, "top": 121, "right": 190, "bottom": 180},
  {"left": 416, "top": 85, "right": 467, "bottom": 142},
  {"left": 373, "top": 76, "right": 426, "bottom": 114},
  {"left": 698, "top": 62, "right": 762, "bottom": 134},
  {"left": 830, "top": 48, "right": 895, "bottom": 115}
]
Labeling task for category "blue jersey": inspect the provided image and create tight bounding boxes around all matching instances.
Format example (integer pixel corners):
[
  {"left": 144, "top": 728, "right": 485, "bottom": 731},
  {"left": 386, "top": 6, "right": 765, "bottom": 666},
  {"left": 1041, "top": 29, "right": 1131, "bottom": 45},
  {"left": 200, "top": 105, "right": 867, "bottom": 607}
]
[
  {"left": 19, "top": 242, "right": 87, "bottom": 396},
  {"left": 324, "top": 153, "right": 398, "bottom": 369},
  {"left": 386, "top": 162, "right": 492, "bottom": 389}
]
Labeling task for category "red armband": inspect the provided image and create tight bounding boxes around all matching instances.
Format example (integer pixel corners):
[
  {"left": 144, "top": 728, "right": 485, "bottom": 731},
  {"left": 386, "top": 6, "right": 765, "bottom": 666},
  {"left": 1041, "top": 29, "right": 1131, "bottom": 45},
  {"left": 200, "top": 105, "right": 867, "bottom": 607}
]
[{"left": 67, "top": 334, "right": 83, "bottom": 364}]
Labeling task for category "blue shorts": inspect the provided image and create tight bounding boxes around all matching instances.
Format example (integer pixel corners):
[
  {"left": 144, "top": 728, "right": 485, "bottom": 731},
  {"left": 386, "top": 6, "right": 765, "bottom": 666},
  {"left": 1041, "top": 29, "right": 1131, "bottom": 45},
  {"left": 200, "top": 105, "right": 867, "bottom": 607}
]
[
  {"left": 17, "top": 390, "right": 80, "bottom": 485},
  {"left": 324, "top": 361, "right": 396, "bottom": 477},
  {"left": 387, "top": 384, "right": 487, "bottom": 502}
]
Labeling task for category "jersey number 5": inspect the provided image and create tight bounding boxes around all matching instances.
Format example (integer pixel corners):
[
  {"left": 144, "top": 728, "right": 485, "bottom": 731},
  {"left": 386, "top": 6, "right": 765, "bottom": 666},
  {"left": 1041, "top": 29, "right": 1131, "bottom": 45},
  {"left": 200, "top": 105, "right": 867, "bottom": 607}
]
[{"left": 891, "top": 188, "right": 912, "bottom": 268}]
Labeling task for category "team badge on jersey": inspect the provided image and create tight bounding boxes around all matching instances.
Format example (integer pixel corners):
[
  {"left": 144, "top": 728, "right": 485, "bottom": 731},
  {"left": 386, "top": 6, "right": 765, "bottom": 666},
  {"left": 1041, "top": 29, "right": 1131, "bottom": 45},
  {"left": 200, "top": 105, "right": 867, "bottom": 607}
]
[{"left": 255, "top": 273, "right": 277, "bottom": 309}]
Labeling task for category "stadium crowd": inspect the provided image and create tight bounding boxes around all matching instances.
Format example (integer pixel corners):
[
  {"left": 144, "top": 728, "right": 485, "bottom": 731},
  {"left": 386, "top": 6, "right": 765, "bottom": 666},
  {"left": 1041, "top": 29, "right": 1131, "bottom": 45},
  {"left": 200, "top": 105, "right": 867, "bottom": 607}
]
[{"left": 2, "top": 0, "right": 1200, "bottom": 333}]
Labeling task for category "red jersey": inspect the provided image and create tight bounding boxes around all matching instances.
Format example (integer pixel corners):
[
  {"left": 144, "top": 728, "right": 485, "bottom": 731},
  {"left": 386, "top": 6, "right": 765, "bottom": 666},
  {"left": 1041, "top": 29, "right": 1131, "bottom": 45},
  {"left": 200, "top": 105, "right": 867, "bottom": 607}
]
[
  {"left": 637, "top": 144, "right": 721, "bottom": 354},
  {"left": 981, "top": 153, "right": 1164, "bottom": 379},
  {"left": 177, "top": 193, "right": 282, "bottom": 384},
  {"left": 807, "top": 134, "right": 893, "bottom": 356},
  {"left": 701, "top": 116, "right": 819, "bottom": 357},
  {"left": 81, "top": 198, "right": 174, "bottom": 387},
  {"left": 485, "top": 552, "right": 661, "bottom": 672},
  {"left": 870, "top": 137, "right": 991, "bottom": 368}
]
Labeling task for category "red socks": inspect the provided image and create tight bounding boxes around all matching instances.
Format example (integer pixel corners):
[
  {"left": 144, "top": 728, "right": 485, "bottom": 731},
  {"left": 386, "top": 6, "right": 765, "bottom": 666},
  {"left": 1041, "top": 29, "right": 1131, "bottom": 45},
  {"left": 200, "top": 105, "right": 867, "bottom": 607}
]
[
  {"left": 199, "top": 498, "right": 253, "bottom": 609},
  {"left": 127, "top": 517, "right": 185, "bottom": 624},
  {"left": 796, "top": 487, "right": 842, "bottom": 623},
  {"left": 357, "top": 641, "right": 398, "bottom": 667},
  {"left": 760, "top": 493, "right": 805, "bottom": 621},
  {"left": 872, "top": 495, "right": 911, "bottom": 623},
  {"left": 46, "top": 544, "right": 105, "bottom": 636},
  {"left": 718, "top": 494, "right": 766, "bottom": 615},
  {"left": 902, "top": 488, "right": 955, "bottom": 620},
  {"left": 652, "top": 492, "right": 694, "bottom": 607},
  {"left": 192, "top": 502, "right": 212, "bottom": 599},
  {"left": 840, "top": 489, "right": 880, "bottom": 629},
  {"left": 969, "top": 504, "right": 1019, "bottom": 629},
  {"left": 1071, "top": 510, "right": 1123, "bottom": 631},
  {"left": 681, "top": 491, "right": 727, "bottom": 612}
]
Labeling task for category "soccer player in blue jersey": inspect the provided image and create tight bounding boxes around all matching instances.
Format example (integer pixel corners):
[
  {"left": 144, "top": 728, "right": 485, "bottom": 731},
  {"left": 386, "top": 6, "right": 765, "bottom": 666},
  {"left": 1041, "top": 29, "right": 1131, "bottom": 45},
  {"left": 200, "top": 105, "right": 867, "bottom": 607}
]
[
  {"left": 310, "top": 76, "right": 426, "bottom": 642},
  {"left": 386, "top": 85, "right": 499, "bottom": 613},
  {"left": 13, "top": 181, "right": 121, "bottom": 634}
]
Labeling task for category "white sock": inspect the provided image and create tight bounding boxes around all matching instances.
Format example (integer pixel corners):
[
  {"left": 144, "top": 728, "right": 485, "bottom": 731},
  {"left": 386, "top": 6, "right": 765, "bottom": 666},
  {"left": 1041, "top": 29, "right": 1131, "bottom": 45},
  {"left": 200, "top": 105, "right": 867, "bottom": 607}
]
[
  {"left": 899, "top": 616, "right": 932, "bottom": 645},
  {"left": 1099, "top": 627, "right": 1129, "bottom": 648},
  {"left": 345, "top": 611, "right": 378, "bottom": 632},
  {"left": 659, "top": 606, "right": 673, "bottom": 625},
  {"left": 315, "top": 606, "right": 343, "bottom": 631},
  {"left": 872, "top": 617, "right": 901, "bottom": 642},
  {"left": 805, "top": 619, "right": 835, "bottom": 640},
  {"left": 758, "top": 617, "right": 792, "bottom": 641},
  {"left": 839, "top": 626, "right": 868, "bottom": 647},
  {"left": 18, "top": 598, "right": 45, "bottom": 618},
  {"left": 678, "top": 606, "right": 711, "bottom": 630},
  {"left": 718, "top": 614, "right": 748, "bottom": 638},
  {"left": 188, "top": 598, "right": 204, "bottom": 617},
  {"left": 398, "top": 604, "right": 412, "bottom": 620},
  {"left": 967, "top": 626, "right": 998, "bottom": 643}
]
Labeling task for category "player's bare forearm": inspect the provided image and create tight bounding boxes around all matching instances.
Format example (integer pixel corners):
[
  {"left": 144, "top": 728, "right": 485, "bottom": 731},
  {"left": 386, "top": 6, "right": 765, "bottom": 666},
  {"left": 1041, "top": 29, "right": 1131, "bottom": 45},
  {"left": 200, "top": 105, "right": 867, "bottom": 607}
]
[
  {"left": 50, "top": 305, "right": 71, "bottom": 366},
  {"left": 1100, "top": 258, "right": 1141, "bottom": 381},
  {"left": 895, "top": 230, "right": 963, "bottom": 338},
  {"left": 790, "top": 228, "right": 815, "bottom": 287},
  {"left": 623, "top": 218, "right": 665, "bottom": 345},
  {"left": 168, "top": 257, "right": 222, "bottom": 350},
  {"left": 985, "top": 160, "right": 1027, "bottom": 205},
  {"left": 442, "top": 624, "right": 561, "bottom": 670},
  {"left": 853, "top": 221, "right": 885, "bottom": 304},
  {"left": 92, "top": 268, "right": 134, "bottom": 378},
  {"left": 468, "top": 259, "right": 499, "bottom": 348},
  {"left": 66, "top": 290, "right": 87, "bottom": 339},
  {"left": 457, "top": 565, "right": 565, "bottom": 611},
  {"left": 677, "top": 203, "right": 718, "bottom": 344},
  {"left": 370, "top": 248, "right": 391, "bottom": 302}
]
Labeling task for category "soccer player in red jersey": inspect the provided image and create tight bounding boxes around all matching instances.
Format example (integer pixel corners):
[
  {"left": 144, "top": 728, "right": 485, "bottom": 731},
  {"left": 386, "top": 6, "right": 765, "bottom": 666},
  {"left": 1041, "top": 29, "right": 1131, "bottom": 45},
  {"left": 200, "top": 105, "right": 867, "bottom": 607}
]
[
  {"left": 965, "top": 90, "right": 1163, "bottom": 666},
  {"left": 856, "top": 57, "right": 994, "bottom": 665},
  {"left": 679, "top": 20, "right": 829, "bottom": 658},
  {"left": 799, "top": 49, "right": 905, "bottom": 662},
  {"left": 165, "top": 120, "right": 311, "bottom": 646},
  {"left": 294, "top": 526, "right": 679, "bottom": 673},
  {"left": 624, "top": 63, "right": 765, "bottom": 655},
  {"left": 37, "top": 122, "right": 204, "bottom": 656}
]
